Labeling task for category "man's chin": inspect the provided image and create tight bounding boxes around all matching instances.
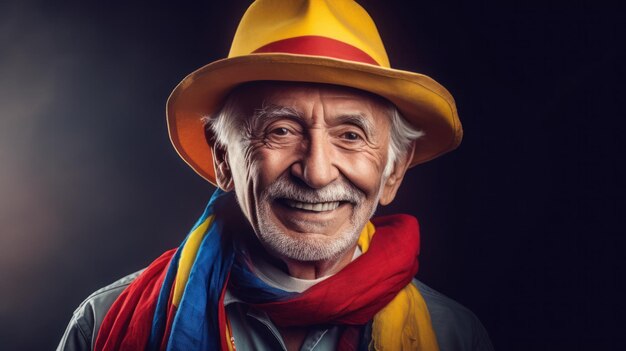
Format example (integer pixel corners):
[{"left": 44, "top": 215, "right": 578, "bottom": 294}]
[
  {"left": 257, "top": 229, "right": 353, "bottom": 262},
  {"left": 254, "top": 208, "right": 359, "bottom": 262}
]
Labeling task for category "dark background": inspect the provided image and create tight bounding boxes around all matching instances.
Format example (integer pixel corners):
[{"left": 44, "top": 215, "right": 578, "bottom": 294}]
[{"left": 1, "top": 0, "right": 624, "bottom": 350}]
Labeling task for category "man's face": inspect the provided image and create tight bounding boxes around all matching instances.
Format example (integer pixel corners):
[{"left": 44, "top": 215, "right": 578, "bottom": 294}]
[{"left": 219, "top": 82, "right": 399, "bottom": 262}]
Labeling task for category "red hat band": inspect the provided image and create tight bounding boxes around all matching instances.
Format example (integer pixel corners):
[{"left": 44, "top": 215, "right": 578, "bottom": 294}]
[{"left": 253, "top": 36, "right": 380, "bottom": 66}]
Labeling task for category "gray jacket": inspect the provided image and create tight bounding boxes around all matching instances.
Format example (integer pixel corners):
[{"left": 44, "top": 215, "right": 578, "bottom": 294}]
[{"left": 58, "top": 272, "right": 494, "bottom": 351}]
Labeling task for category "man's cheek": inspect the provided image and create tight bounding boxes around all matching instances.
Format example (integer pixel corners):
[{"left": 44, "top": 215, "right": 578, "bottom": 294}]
[{"left": 340, "top": 160, "right": 383, "bottom": 196}]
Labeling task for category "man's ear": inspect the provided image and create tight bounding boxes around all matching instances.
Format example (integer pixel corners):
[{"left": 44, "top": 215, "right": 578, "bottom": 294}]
[
  {"left": 211, "top": 144, "right": 234, "bottom": 192},
  {"left": 379, "top": 141, "right": 416, "bottom": 205}
]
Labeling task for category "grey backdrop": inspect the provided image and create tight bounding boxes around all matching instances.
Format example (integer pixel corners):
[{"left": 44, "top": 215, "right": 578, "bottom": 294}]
[{"left": 1, "top": 0, "right": 624, "bottom": 350}]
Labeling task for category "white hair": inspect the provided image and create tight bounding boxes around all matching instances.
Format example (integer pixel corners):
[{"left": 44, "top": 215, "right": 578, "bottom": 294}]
[
  {"left": 384, "top": 104, "right": 424, "bottom": 177},
  {"left": 202, "top": 86, "right": 424, "bottom": 178}
]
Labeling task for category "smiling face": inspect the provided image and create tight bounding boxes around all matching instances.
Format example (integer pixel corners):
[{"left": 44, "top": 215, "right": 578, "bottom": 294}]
[{"left": 212, "top": 82, "right": 412, "bottom": 265}]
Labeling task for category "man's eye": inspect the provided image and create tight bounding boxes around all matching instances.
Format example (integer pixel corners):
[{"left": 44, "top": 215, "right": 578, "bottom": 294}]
[
  {"left": 342, "top": 132, "right": 361, "bottom": 140},
  {"left": 271, "top": 127, "right": 290, "bottom": 136}
]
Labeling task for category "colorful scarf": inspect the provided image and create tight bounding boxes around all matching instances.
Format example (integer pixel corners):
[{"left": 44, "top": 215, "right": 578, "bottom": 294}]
[{"left": 95, "top": 190, "right": 439, "bottom": 350}]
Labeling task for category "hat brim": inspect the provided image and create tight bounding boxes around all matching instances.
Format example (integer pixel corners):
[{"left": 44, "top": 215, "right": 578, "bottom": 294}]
[{"left": 167, "top": 53, "right": 462, "bottom": 185}]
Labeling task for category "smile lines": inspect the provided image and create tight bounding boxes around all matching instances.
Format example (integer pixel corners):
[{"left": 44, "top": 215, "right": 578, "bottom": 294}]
[{"left": 284, "top": 200, "right": 342, "bottom": 212}]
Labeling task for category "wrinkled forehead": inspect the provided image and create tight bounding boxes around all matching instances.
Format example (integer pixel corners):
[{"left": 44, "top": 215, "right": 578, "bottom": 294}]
[{"left": 227, "top": 81, "right": 392, "bottom": 116}]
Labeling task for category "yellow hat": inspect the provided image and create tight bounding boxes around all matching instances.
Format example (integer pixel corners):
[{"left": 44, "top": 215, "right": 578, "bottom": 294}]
[{"left": 167, "top": 0, "right": 462, "bottom": 184}]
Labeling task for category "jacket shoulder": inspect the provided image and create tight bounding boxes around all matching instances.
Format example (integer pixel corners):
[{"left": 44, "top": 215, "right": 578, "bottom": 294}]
[
  {"left": 413, "top": 279, "right": 495, "bottom": 351},
  {"left": 57, "top": 270, "right": 142, "bottom": 351}
]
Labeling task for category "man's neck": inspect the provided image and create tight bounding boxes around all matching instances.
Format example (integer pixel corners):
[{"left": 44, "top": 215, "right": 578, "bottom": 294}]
[{"left": 247, "top": 243, "right": 362, "bottom": 293}]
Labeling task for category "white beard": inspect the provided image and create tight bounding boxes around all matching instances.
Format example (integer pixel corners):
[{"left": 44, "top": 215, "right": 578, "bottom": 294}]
[{"left": 254, "top": 175, "right": 383, "bottom": 262}]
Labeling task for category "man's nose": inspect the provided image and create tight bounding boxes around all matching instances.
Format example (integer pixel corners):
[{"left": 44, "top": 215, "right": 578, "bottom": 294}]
[{"left": 291, "top": 130, "right": 339, "bottom": 189}]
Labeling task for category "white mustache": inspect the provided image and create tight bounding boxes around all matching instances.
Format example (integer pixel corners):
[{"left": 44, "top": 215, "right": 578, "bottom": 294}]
[{"left": 264, "top": 176, "right": 363, "bottom": 204}]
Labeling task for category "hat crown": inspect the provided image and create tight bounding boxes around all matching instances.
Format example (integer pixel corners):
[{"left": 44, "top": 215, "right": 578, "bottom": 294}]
[{"left": 229, "top": 0, "right": 390, "bottom": 67}]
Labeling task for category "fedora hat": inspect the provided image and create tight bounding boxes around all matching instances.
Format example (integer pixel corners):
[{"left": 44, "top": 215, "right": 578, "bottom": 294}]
[{"left": 167, "top": 0, "right": 462, "bottom": 184}]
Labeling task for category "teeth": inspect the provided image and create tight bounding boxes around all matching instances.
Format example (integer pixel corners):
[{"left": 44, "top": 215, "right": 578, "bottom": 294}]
[{"left": 285, "top": 200, "right": 340, "bottom": 212}]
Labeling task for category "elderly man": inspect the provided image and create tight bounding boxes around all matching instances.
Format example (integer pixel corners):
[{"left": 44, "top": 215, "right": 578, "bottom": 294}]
[{"left": 59, "top": 1, "right": 493, "bottom": 350}]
